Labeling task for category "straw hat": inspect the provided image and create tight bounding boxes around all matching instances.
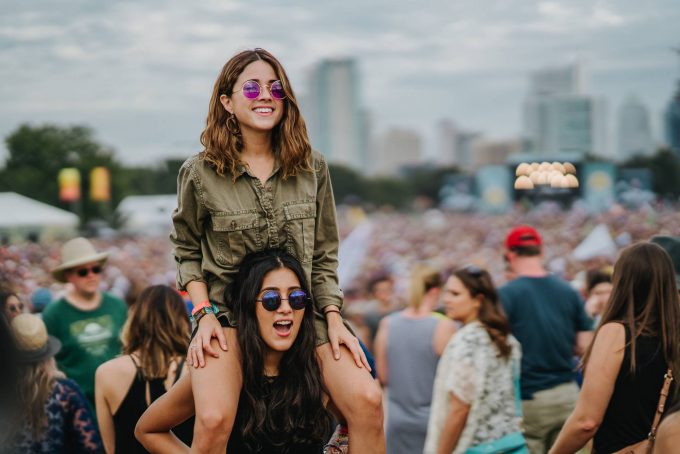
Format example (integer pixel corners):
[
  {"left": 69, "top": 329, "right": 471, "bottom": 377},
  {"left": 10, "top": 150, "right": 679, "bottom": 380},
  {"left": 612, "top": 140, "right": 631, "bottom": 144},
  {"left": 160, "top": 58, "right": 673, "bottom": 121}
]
[
  {"left": 51, "top": 237, "right": 109, "bottom": 283},
  {"left": 11, "top": 314, "right": 61, "bottom": 364}
]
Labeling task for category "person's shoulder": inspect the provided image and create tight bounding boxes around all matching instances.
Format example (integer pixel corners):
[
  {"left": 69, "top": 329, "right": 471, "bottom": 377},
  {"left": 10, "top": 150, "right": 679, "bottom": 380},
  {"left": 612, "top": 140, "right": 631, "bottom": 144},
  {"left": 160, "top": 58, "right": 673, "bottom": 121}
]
[
  {"left": 102, "top": 293, "right": 128, "bottom": 311},
  {"left": 310, "top": 149, "right": 328, "bottom": 171},
  {"left": 42, "top": 298, "right": 68, "bottom": 320},
  {"left": 55, "top": 377, "right": 87, "bottom": 399},
  {"left": 456, "top": 322, "right": 484, "bottom": 344},
  {"left": 596, "top": 322, "right": 625, "bottom": 343},
  {"left": 499, "top": 278, "right": 528, "bottom": 296},
  {"left": 181, "top": 152, "right": 203, "bottom": 170},
  {"left": 96, "top": 356, "right": 134, "bottom": 385}
]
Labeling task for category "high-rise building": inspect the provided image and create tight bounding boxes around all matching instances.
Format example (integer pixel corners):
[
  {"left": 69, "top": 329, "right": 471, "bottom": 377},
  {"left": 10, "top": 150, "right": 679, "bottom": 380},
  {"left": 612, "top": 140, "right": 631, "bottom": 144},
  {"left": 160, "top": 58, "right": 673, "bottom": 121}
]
[
  {"left": 303, "top": 58, "right": 366, "bottom": 170},
  {"left": 523, "top": 63, "right": 608, "bottom": 158},
  {"left": 436, "top": 119, "right": 458, "bottom": 166},
  {"left": 617, "top": 95, "right": 653, "bottom": 161},
  {"left": 372, "top": 128, "right": 422, "bottom": 175},
  {"left": 665, "top": 49, "right": 680, "bottom": 157},
  {"left": 471, "top": 139, "right": 522, "bottom": 170}
]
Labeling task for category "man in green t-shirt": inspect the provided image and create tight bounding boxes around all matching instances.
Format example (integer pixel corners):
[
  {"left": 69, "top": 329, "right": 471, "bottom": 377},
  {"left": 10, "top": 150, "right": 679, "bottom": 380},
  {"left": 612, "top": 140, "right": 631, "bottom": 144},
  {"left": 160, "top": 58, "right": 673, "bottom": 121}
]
[{"left": 43, "top": 237, "right": 127, "bottom": 409}]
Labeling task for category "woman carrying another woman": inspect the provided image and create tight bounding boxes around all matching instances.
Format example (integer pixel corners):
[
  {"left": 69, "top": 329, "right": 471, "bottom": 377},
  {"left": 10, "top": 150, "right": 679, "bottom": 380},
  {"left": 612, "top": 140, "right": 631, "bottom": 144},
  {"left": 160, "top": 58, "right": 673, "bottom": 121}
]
[
  {"left": 136, "top": 249, "right": 339, "bottom": 453},
  {"left": 171, "top": 48, "right": 382, "bottom": 453},
  {"left": 424, "top": 266, "right": 526, "bottom": 454},
  {"left": 374, "top": 264, "right": 456, "bottom": 454},
  {"left": 95, "top": 285, "right": 193, "bottom": 453},
  {"left": 550, "top": 242, "right": 679, "bottom": 453}
]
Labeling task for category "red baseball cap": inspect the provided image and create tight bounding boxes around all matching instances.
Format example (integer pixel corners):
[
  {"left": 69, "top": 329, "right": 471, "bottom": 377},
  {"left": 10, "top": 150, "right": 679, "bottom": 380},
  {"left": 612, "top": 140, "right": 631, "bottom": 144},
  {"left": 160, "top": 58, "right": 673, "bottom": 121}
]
[{"left": 505, "top": 225, "right": 542, "bottom": 249}]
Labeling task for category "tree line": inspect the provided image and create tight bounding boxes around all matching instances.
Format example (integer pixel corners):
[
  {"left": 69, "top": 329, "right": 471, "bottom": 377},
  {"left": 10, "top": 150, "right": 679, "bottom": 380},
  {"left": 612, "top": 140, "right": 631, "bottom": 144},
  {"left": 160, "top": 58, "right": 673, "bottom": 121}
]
[{"left": 1, "top": 124, "right": 679, "bottom": 224}]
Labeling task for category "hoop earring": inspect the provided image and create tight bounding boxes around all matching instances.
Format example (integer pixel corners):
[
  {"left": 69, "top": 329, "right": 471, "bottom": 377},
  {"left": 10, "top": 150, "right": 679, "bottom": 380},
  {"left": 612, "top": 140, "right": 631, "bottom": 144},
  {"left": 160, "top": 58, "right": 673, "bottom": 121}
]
[{"left": 226, "top": 114, "right": 241, "bottom": 135}]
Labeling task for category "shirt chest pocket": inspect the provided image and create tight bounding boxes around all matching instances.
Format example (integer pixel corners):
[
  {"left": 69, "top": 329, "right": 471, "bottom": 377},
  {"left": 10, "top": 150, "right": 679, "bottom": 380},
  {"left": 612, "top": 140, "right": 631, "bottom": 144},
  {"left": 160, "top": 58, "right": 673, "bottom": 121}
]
[
  {"left": 211, "top": 212, "right": 262, "bottom": 267},
  {"left": 283, "top": 202, "right": 316, "bottom": 263}
]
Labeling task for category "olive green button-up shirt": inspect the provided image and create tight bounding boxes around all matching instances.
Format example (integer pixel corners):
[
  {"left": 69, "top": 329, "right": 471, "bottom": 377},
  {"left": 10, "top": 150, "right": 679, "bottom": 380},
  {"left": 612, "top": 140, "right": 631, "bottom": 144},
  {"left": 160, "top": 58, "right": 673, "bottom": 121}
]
[{"left": 170, "top": 150, "right": 343, "bottom": 315}]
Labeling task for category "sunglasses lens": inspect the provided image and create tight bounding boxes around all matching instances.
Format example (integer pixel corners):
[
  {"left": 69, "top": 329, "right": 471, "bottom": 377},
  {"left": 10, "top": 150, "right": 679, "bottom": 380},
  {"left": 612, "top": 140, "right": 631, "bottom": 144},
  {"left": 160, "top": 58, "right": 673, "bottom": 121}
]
[
  {"left": 261, "top": 290, "right": 281, "bottom": 311},
  {"left": 288, "top": 290, "right": 307, "bottom": 310},
  {"left": 91, "top": 265, "right": 102, "bottom": 274},
  {"left": 77, "top": 268, "right": 88, "bottom": 277},
  {"left": 270, "top": 80, "right": 285, "bottom": 100},
  {"left": 242, "top": 80, "right": 260, "bottom": 99}
]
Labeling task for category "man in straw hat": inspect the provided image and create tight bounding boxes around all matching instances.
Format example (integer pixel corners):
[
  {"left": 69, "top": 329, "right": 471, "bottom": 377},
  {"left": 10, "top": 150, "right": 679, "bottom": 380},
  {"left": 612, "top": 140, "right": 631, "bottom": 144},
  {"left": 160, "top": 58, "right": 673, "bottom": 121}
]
[{"left": 42, "top": 237, "right": 127, "bottom": 409}]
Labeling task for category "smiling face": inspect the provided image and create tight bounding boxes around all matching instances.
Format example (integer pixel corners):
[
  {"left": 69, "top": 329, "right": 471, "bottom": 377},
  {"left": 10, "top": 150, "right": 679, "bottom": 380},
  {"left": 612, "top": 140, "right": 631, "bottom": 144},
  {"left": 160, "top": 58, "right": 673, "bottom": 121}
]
[
  {"left": 256, "top": 267, "right": 306, "bottom": 357},
  {"left": 220, "top": 60, "right": 285, "bottom": 136},
  {"left": 442, "top": 275, "right": 481, "bottom": 325}
]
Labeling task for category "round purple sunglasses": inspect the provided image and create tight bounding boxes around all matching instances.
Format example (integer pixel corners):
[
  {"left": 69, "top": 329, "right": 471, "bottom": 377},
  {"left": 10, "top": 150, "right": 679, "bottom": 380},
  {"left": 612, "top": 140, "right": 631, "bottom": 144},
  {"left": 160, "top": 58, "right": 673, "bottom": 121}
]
[{"left": 233, "top": 79, "right": 286, "bottom": 100}]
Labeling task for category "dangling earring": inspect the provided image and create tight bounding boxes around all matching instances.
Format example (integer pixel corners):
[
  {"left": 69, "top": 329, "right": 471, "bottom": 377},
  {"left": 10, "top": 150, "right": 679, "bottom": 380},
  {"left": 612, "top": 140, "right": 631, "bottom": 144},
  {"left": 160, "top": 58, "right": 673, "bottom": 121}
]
[{"left": 226, "top": 114, "right": 241, "bottom": 135}]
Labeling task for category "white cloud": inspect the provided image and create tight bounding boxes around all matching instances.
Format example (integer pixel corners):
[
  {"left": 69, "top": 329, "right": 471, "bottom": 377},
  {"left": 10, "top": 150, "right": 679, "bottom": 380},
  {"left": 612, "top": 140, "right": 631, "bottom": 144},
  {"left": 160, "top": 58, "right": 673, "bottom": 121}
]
[{"left": 0, "top": 0, "right": 678, "bottom": 163}]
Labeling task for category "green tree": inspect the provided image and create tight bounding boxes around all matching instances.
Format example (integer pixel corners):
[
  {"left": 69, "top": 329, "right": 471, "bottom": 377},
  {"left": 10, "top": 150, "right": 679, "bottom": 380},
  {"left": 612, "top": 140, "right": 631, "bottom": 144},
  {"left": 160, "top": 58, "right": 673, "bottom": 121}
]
[
  {"left": 328, "top": 163, "right": 366, "bottom": 203},
  {"left": 621, "top": 148, "right": 680, "bottom": 198},
  {"left": 0, "top": 124, "right": 121, "bottom": 222},
  {"left": 403, "top": 165, "right": 461, "bottom": 202}
]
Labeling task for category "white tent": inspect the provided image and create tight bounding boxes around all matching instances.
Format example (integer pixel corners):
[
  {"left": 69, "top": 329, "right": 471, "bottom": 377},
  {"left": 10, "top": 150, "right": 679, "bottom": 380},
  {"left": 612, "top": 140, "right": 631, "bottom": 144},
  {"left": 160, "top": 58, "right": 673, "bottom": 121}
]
[
  {"left": 0, "top": 192, "right": 79, "bottom": 241},
  {"left": 116, "top": 195, "right": 177, "bottom": 235},
  {"left": 572, "top": 224, "right": 618, "bottom": 262}
]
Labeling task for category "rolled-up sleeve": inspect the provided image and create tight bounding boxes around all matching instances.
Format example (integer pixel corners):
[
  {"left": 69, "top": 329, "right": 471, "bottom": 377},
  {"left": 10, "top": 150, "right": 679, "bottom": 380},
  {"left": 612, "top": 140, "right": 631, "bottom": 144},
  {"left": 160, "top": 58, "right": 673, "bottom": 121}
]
[
  {"left": 170, "top": 158, "right": 207, "bottom": 290},
  {"left": 312, "top": 155, "right": 344, "bottom": 311}
]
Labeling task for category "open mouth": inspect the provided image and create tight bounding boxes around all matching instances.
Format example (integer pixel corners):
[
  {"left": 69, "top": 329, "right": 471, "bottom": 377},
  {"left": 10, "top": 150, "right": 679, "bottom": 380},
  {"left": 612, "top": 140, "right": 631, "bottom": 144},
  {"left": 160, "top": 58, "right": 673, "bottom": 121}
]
[
  {"left": 273, "top": 320, "right": 292, "bottom": 336},
  {"left": 253, "top": 107, "right": 274, "bottom": 115}
]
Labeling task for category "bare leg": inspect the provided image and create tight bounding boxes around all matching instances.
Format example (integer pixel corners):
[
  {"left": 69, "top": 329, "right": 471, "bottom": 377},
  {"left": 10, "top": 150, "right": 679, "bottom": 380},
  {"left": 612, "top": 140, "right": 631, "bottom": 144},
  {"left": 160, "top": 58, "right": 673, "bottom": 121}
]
[
  {"left": 317, "top": 343, "right": 386, "bottom": 454},
  {"left": 190, "top": 328, "right": 242, "bottom": 454}
]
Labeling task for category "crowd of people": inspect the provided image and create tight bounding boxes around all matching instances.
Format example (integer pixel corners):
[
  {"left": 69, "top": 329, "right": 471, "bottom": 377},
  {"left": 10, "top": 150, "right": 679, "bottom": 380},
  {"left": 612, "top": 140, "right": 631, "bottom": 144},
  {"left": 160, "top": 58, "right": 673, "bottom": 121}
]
[
  {"left": 3, "top": 45, "right": 680, "bottom": 454},
  {"left": 2, "top": 225, "right": 680, "bottom": 453}
]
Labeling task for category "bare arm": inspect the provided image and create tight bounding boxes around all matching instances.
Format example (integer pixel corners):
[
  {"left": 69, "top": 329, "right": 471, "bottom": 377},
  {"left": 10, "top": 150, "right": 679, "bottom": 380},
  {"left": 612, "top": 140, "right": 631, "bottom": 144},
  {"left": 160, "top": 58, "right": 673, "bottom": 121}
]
[
  {"left": 432, "top": 319, "right": 456, "bottom": 357},
  {"left": 94, "top": 366, "right": 115, "bottom": 454},
  {"left": 549, "top": 322, "right": 624, "bottom": 454},
  {"left": 374, "top": 317, "right": 389, "bottom": 386},
  {"left": 186, "top": 280, "right": 229, "bottom": 368},
  {"left": 437, "top": 392, "right": 470, "bottom": 454},
  {"left": 135, "top": 373, "right": 195, "bottom": 454},
  {"left": 574, "top": 330, "right": 594, "bottom": 357}
]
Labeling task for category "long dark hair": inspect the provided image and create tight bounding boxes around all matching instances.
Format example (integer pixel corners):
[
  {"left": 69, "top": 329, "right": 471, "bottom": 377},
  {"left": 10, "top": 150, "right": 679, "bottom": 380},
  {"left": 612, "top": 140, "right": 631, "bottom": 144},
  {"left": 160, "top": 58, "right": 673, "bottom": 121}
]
[
  {"left": 122, "top": 285, "right": 190, "bottom": 379},
  {"left": 201, "top": 48, "right": 312, "bottom": 180},
  {"left": 453, "top": 267, "right": 513, "bottom": 359},
  {"left": 230, "top": 249, "right": 332, "bottom": 451},
  {"left": 583, "top": 242, "right": 680, "bottom": 378}
]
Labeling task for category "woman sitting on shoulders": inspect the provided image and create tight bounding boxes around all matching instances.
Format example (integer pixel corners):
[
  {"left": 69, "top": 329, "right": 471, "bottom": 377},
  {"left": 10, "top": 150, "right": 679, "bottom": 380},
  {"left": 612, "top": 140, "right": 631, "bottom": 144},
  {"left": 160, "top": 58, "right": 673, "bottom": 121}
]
[{"left": 136, "top": 249, "right": 338, "bottom": 453}]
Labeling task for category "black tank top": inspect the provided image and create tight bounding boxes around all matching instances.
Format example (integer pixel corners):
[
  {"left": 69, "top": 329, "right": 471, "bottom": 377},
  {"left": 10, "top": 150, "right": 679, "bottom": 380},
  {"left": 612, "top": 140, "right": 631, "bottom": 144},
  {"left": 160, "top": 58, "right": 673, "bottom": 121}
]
[
  {"left": 113, "top": 356, "right": 194, "bottom": 453},
  {"left": 593, "top": 324, "right": 673, "bottom": 453},
  {"left": 226, "top": 377, "right": 327, "bottom": 454}
]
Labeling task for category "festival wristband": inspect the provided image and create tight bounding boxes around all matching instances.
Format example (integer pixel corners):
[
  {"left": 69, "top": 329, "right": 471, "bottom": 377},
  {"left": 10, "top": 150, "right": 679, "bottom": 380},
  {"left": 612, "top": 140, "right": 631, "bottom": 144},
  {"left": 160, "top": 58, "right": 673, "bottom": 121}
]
[
  {"left": 190, "top": 303, "right": 219, "bottom": 323},
  {"left": 324, "top": 308, "right": 341, "bottom": 316},
  {"left": 191, "top": 300, "right": 211, "bottom": 316}
]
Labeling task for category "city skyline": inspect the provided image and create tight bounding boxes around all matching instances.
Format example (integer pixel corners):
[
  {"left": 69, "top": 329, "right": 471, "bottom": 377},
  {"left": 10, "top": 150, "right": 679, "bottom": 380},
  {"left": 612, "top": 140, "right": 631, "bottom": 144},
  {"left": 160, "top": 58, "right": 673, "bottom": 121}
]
[{"left": 1, "top": 0, "right": 679, "bottom": 165}]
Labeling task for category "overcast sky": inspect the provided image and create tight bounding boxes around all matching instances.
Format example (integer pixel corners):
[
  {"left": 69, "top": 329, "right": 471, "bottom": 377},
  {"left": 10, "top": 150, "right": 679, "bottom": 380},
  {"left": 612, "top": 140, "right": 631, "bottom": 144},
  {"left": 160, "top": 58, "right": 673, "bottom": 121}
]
[{"left": 1, "top": 0, "right": 679, "bottom": 165}]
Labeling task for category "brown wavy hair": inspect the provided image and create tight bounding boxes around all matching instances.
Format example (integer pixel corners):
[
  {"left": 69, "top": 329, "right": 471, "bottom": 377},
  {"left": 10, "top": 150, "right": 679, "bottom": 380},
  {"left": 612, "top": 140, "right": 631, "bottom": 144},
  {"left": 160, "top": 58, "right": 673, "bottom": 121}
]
[
  {"left": 200, "top": 48, "right": 312, "bottom": 180},
  {"left": 17, "top": 358, "right": 65, "bottom": 437},
  {"left": 453, "top": 267, "right": 513, "bottom": 359},
  {"left": 121, "top": 285, "right": 190, "bottom": 380},
  {"left": 582, "top": 242, "right": 680, "bottom": 379}
]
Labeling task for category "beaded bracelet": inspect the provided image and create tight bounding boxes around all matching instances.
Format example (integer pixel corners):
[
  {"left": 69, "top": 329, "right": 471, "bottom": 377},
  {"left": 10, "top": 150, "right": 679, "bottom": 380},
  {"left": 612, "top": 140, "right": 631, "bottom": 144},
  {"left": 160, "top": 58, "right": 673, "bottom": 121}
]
[{"left": 190, "top": 303, "right": 219, "bottom": 324}]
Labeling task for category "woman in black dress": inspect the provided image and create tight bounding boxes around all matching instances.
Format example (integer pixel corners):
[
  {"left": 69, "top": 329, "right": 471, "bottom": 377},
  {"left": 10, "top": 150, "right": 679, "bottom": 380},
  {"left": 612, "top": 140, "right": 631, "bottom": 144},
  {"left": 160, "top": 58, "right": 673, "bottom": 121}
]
[
  {"left": 550, "top": 242, "right": 679, "bottom": 453},
  {"left": 135, "top": 249, "right": 338, "bottom": 453}
]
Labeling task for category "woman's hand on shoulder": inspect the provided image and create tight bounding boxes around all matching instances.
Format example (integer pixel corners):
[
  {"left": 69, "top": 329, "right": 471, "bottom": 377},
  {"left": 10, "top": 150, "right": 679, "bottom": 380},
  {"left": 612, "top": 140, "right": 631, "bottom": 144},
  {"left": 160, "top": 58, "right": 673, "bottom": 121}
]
[
  {"left": 188, "top": 314, "right": 228, "bottom": 368},
  {"left": 325, "top": 310, "right": 371, "bottom": 370}
]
